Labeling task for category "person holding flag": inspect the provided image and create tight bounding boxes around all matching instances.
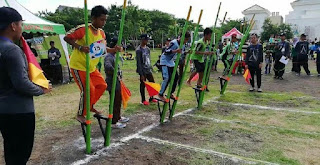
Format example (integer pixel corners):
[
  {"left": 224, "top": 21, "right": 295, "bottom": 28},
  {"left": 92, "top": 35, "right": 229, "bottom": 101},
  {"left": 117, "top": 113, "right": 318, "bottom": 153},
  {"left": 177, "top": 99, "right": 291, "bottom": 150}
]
[
  {"left": 186, "top": 28, "right": 215, "bottom": 89},
  {"left": 64, "top": 6, "right": 121, "bottom": 123},
  {"left": 0, "top": 7, "right": 51, "bottom": 165},
  {"left": 136, "top": 34, "right": 156, "bottom": 106},
  {"left": 158, "top": 32, "right": 191, "bottom": 101},
  {"left": 273, "top": 33, "right": 290, "bottom": 80},
  {"left": 104, "top": 37, "right": 129, "bottom": 129},
  {"left": 245, "top": 33, "right": 263, "bottom": 92}
]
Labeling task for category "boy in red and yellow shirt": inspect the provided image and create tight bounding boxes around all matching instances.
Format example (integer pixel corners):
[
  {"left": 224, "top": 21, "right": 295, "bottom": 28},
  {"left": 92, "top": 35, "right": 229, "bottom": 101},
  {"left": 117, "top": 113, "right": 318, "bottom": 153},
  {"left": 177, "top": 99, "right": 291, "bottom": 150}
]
[{"left": 64, "top": 6, "right": 120, "bottom": 123}]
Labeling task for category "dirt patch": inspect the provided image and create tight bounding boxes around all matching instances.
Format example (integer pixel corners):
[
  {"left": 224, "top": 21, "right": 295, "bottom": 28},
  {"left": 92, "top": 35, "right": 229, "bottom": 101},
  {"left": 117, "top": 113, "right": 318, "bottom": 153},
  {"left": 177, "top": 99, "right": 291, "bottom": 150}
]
[{"left": 89, "top": 139, "right": 246, "bottom": 165}]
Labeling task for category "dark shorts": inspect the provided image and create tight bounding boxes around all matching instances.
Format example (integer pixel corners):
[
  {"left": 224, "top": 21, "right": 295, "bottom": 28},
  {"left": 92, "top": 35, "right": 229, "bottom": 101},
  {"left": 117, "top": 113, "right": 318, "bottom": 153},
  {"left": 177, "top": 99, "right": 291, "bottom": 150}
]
[{"left": 194, "top": 60, "right": 205, "bottom": 73}]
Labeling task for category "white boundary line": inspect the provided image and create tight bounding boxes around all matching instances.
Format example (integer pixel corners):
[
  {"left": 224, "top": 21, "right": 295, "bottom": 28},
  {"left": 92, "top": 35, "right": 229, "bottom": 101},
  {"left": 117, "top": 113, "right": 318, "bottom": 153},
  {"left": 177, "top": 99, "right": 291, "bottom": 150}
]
[
  {"left": 71, "top": 98, "right": 217, "bottom": 165},
  {"left": 212, "top": 101, "right": 320, "bottom": 114},
  {"left": 182, "top": 114, "right": 320, "bottom": 136},
  {"left": 227, "top": 90, "right": 318, "bottom": 99},
  {"left": 136, "top": 135, "right": 278, "bottom": 165}
]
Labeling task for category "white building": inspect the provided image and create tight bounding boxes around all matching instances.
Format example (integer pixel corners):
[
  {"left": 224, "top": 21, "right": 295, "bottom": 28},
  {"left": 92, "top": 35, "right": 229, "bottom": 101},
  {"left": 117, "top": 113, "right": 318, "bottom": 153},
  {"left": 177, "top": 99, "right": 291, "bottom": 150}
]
[
  {"left": 286, "top": 0, "right": 320, "bottom": 41},
  {"left": 270, "top": 12, "right": 283, "bottom": 25},
  {"left": 242, "top": 5, "right": 271, "bottom": 35}
]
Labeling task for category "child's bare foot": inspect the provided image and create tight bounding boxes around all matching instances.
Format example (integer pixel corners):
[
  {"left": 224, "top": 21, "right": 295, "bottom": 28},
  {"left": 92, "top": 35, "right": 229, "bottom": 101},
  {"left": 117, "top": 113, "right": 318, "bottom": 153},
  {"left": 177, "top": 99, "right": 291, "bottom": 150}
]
[{"left": 170, "top": 94, "right": 177, "bottom": 100}]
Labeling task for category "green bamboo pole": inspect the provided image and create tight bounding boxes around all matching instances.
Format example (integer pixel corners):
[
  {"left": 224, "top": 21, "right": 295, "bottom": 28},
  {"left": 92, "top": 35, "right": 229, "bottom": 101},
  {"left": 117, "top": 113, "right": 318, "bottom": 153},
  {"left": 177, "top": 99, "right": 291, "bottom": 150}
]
[
  {"left": 197, "top": 2, "right": 222, "bottom": 109},
  {"left": 83, "top": 0, "right": 91, "bottom": 154},
  {"left": 169, "top": 10, "right": 203, "bottom": 120},
  {"left": 204, "top": 11, "right": 227, "bottom": 89},
  {"left": 220, "top": 15, "right": 255, "bottom": 95},
  {"left": 105, "top": 0, "right": 127, "bottom": 146},
  {"left": 160, "top": 6, "right": 192, "bottom": 124}
]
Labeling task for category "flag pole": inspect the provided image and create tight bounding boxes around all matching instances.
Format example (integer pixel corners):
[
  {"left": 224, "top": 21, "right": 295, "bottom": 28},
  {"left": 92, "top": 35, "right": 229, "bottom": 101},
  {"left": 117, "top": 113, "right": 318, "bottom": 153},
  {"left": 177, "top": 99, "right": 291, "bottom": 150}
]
[
  {"left": 198, "top": 2, "right": 222, "bottom": 109},
  {"left": 105, "top": 0, "right": 127, "bottom": 146},
  {"left": 160, "top": 6, "right": 192, "bottom": 124},
  {"left": 170, "top": 9, "right": 203, "bottom": 120},
  {"left": 220, "top": 14, "right": 255, "bottom": 95},
  {"left": 83, "top": 0, "right": 91, "bottom": 154}
]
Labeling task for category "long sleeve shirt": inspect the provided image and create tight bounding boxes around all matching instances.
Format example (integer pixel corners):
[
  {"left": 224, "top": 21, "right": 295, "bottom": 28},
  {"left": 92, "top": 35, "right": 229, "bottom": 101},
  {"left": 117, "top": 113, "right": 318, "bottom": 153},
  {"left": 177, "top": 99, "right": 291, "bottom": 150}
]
[
  {"left": 0, "top": 39, "right": 44, "bottom": 114},
  {"left": 295, "top": 41, "right": 309, "bottom": 61},
  {"left": 135, "top": 45, "right": 152, "bottom": 75},
  {"left": 245, "top": 44, "right": 263, "bottom": 68},
  {"left": 160, "top": 39, "right": 180, "bottom": 67},
  {"left": 104, "top": 53, "right": 121, "bottom": 91}
]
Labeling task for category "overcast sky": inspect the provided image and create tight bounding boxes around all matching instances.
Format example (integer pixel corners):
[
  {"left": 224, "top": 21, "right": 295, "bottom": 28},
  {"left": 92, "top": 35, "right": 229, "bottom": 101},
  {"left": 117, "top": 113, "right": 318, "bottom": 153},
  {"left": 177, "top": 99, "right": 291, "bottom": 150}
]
[{"left": 17, "top": 0, "right": 296, "bottom": 27}]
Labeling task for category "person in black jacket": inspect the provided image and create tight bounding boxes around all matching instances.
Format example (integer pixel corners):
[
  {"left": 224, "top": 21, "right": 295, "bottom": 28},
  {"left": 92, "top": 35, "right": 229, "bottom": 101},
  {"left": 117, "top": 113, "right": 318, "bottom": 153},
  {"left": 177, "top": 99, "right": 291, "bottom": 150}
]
[
  {"left": 245, "top": 33, "right": 263, "bottom": 92},
  {"left": 135, "top": 34, "right": 156, "bottom": 105},
  {"left": 295, "top": 34, "right": 311, "bottom": 76},
  {"left": 0, "top": 7, "right": 51, "bottom": 165},
  {"left": 273, "top": 33, "right": 290, "bottom": 80}
]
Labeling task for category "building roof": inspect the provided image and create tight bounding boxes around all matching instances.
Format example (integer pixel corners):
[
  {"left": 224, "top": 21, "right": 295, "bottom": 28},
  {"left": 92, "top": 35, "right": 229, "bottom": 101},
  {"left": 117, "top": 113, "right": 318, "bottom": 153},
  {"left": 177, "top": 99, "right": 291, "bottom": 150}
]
[{"left": 242, "top": 4, "right": 271, "bottom": 15}]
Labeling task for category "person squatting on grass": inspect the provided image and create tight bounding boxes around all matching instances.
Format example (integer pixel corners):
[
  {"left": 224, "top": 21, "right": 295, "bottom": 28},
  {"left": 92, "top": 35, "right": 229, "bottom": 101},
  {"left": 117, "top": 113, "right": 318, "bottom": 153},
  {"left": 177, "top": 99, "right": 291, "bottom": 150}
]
[
  {"left": 0, "top": 7, "right": 51, "bottom": 165},
  {"left": 64, "top": 6, "right": 121, "bottom": 123},
  {"left": 104, "top": 37, "right": 129, "bottom": 129},
  {"left": 158, "top": 32, "right": 191, "bottom": 101},
  {"left": 245, "top": 33, "right": 263, "bottom": 92},
  {"left": 135, "top": 34, "right": 156, "bottom": 106},
  {"left": 187, "top": 28, "right": 215, "bottom": 89}
]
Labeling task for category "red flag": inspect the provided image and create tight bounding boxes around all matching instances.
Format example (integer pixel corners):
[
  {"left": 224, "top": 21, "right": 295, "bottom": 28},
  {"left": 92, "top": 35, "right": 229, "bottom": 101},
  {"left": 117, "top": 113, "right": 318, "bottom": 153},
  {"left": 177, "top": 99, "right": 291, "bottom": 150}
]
[
  {"left": 191, "top": 73, "right": 199, "bottom": 81},
  {"left": 243, "top": 69, "right": 252, "bottom": 85},
  {"left": 21, "top": 37, "right": 49, "bottom": 88},
  {"left": 144, "top": 82, "right": 161, "bottom": 97}
]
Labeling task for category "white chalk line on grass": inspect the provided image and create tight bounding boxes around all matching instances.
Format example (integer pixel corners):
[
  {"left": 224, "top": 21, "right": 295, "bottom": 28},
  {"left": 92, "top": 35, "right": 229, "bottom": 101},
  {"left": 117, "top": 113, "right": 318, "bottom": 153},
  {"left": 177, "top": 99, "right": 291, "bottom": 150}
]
[
  {"left": 227, "top": 90, "right": 318, "bottom": 99},
  {"left": 71, "top": 97, "right": 218, "bottom": 165},
  {"left": 182, "top": 114, "right": 320, "bottom": 136},
  {"left": 136, "top": 135, "right": 278, "bottom": 165},
  {"left": 212, "top": 101, "right": 320, "bottom": 114}
]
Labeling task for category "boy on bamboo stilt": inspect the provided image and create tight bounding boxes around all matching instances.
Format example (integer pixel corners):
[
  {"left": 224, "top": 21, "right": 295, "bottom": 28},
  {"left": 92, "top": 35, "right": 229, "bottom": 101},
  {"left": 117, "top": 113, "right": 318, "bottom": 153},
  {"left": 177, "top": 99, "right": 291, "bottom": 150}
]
[
  {"left": 158, "top": 32, "right": 191, "bottom": 101},
  {"left": 64, "top": 6, "right": 121, "bottom": 123},
  {"left": 186, "top": 28, "right": 215, "bottom": 89},
  {"left": 220, "top": 34, "right": 239, "bottom": 76}
]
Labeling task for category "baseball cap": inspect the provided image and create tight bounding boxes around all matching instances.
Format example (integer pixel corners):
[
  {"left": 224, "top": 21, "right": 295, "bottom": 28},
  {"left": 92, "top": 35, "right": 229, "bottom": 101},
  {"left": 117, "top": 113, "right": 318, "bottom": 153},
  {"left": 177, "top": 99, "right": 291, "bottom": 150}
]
[
  {"left": 280, "top": 33, "right": 285, "bottom": 36},
  {"left": 0, "top": 7, "right": 23, "bottom": 30},
  {"left": 140, "top": 34, "right": 150, "bottom": 40},
  {"left": 166, "top": 38, "right": 172, "bottom": 41},
  {"left": 301, "top": 33, "right": 307, "bottom": 37}
]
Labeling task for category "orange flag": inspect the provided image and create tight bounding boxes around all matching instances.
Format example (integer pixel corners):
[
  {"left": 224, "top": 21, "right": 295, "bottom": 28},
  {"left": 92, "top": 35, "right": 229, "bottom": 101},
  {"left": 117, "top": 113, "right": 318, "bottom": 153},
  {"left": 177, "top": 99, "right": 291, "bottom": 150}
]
[
  {"left": 144, "top": 82, "right": 161, "bottom": 97},
  {"left": 21, "top": 37, "right": 49, "bottom": 89},
  {"left": 243, "top": 69, "right": 252, "bottom": 85},
  {"left": 120, "top": 80, "right": 131, "bottom": 109}
]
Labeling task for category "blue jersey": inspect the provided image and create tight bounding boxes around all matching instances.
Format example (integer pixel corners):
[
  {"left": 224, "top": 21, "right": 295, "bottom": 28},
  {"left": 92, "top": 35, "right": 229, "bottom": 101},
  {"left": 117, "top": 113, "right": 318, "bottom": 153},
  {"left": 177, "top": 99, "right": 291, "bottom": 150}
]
[{"left": 160, "top": 39, "right": 180, "bottom": 67}]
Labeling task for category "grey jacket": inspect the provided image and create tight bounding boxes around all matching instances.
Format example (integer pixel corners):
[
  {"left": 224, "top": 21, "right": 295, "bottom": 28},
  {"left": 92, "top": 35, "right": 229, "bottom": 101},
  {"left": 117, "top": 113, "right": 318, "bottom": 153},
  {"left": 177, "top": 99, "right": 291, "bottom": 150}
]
[
  {"left": 0, "top": 39, "right": 44, "bottom": 114},
  {"left": 136, "top": 45, "right": 152, "bottom": 75}
]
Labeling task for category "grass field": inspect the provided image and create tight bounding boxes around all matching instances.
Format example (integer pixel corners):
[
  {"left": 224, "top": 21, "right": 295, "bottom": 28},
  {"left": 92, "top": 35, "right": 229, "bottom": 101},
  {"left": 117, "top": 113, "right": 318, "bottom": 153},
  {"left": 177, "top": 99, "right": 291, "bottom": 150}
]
[{"left": 1, "top": 48, "right": 320, "bottom": 165}]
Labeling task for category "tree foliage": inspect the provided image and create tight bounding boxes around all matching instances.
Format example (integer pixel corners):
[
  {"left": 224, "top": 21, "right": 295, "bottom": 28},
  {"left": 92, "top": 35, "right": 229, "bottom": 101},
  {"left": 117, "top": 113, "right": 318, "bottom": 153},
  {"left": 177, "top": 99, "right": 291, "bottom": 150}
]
[{"left": 261, "top": 18, "right": 293, "bottom": 41}]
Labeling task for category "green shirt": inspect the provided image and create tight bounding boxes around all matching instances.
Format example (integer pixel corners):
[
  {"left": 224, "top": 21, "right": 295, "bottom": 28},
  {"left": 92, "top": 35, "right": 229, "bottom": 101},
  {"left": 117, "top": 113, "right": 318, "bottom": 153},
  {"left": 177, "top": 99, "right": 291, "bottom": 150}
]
[{"left": 191, "top": 38, "right": 207, "bottom": 63}]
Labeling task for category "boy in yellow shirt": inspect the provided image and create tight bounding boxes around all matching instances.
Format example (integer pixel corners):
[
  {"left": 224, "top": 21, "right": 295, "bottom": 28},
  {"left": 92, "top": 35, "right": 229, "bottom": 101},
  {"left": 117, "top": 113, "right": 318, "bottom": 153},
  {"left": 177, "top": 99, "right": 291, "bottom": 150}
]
[{"left": 64, "top": 6, "right": 120, "bottom": 123}]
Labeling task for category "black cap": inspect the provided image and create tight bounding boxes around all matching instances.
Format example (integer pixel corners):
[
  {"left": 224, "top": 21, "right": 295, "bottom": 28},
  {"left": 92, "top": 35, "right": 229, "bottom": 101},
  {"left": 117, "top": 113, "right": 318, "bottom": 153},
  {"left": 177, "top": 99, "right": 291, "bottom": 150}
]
[
  {"left": 140, "top": 34, "right": 150, "bottom": 40},
  {"left": 109, "top": 36, "right": 118, "bottom": 48},
  {"left": 166, "top": 38, "right": 172, "bottom": 41},
  {"left": 0, "top": 7, "right": 23, "bottom": 30},
  {"left": 280, "top": 33, "right": 285, "bottom": 36},
  {"left": 301, "top": 33, "right": 307, "bottom": 37}
]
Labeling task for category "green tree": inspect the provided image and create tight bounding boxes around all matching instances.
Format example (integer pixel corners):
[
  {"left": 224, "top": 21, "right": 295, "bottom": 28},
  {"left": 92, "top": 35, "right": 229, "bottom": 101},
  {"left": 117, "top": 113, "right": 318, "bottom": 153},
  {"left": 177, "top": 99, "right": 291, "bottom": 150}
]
[
  {"left": 261, "top": 18, "right": 293, "bottom": 41},
  {"left": 277, "top": 23, "right": 293, "bottom": 39}
]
